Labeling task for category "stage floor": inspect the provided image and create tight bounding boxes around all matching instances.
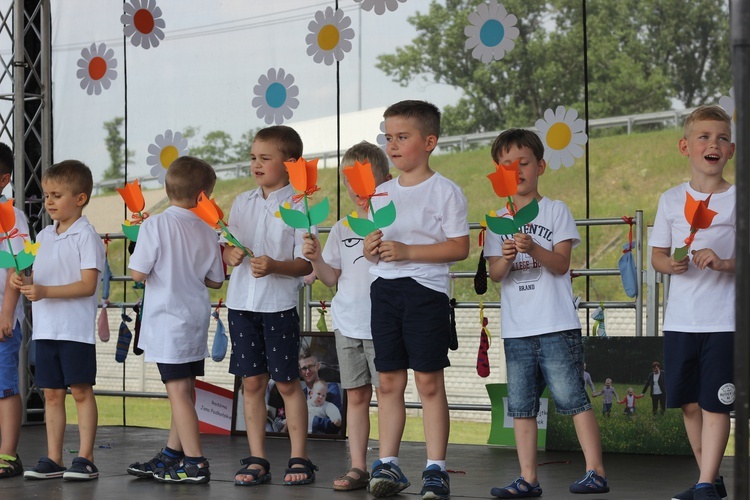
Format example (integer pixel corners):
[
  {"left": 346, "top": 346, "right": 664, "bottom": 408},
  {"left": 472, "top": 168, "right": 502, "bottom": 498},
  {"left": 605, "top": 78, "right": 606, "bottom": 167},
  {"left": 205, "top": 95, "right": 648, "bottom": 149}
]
[{"left": 3, "top": 424, "right": 735, "bottom": 499}]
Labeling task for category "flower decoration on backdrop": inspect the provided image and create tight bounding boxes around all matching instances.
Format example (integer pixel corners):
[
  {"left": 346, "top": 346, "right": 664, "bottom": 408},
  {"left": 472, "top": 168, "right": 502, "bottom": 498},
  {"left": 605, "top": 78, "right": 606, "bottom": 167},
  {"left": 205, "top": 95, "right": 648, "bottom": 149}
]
[
  {"left": 672, "top": 192, "right": 718, "bottom": 261},
  {"left": 116, "top": 179, "right": 148, "bottom": 242},
  {"left": 76, "top": 43, "right": 117, "bottom": 96},
  {"left": 535, "top": 106, "right": 588, "bottom": 170},
  {"left": 0, "top": 199, "right": 36, "bottom": 272},
  {"left": 718, "top": 87, "right": 736, "bottom": 141},
  {"left": 343, "top": 161, "right": 396, "bottom": 237},
  {"left": 306, "top": 7, "right": 355, "bottom": 65},
  {"left": 376, "top": 120, "right": 387, "bottom": 152},
  {"left": 464, "top": 0, "right": 519, "bottom": 63},
  {"left": 484, "top": 159, "right": 538, "bottom": 235},
  {"left": 192, "top": 193, "right": 253, "bottom": 258},
  {"left": 252, "top": 68, "right": 299, "bottom": 125},
  {"left": 355, "top": 0, "right": 406, "bottom": 15},
  {"left": 121, "top": 0, "right": 166, "bottom": 49},
  {"left": 147, "top": 130, "right": 188, "bottom": 185},
  {"left": 280, "top": 157, "right": 329, "bottom": 234}
]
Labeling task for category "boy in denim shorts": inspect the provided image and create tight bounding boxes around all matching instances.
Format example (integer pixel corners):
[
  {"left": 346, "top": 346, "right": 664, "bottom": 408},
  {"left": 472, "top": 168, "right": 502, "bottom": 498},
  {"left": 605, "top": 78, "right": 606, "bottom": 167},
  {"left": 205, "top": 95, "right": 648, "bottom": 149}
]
[
  {"left": 222, "top": 126, "right": 316, "bottom": 486},
  {"left": 484, "top": 129, "right": 608, "bottom": 497}
]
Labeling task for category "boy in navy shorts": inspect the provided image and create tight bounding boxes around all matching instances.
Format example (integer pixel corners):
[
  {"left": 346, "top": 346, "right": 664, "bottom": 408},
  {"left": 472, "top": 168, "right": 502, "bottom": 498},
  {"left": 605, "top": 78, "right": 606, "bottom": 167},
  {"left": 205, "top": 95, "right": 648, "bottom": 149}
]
[
  {"left": 12, "top": 160, "right": 105, "bottom": 481},
  {"left": 127, "top": 156, "right": 224, "bottom": 484},
  {"left": 363, "top": 100, "right": 469, "bottom": 499},
  {"left": 484, "top": 129, "right": 608, "bottom": 497},
  {"left": 650, "top": 105, "right": 735, "bottom": 500},
  {"left": 222, "top": 125, "right": 316, "bottom": 486}
]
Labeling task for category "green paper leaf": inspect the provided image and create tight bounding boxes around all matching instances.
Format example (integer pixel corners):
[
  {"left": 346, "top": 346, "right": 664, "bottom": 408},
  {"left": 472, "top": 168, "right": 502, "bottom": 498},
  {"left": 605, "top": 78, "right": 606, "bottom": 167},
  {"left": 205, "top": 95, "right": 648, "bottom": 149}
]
[
  {"left": 373, "top": 201, "right": 397, "bottom": 229},
  {"left": 673, "top": 245, "right": 689, "bottom": 261},
  {"left": 513, "top": 198, "right": 539, "bottom": 229},
  {"left": 122, "top": 224, "right": 140, "bottom": 242},
  {"left": 15, "top": 251, "right": 35, "bottom": 271},
  {"left": 308, "top": 197, "right": 329, "bottom": 227},
  {"left": 347, "top": 216, "right": 378, "bottom": 238},
  {"left": 0, "top": 251, "right": 16, "bottom": 269},
  {"left": 279, "top": 204, "right": 310, "bottom": 229},
  {"left": 485, "top": 214, "right": 518, "bottom": 236}
]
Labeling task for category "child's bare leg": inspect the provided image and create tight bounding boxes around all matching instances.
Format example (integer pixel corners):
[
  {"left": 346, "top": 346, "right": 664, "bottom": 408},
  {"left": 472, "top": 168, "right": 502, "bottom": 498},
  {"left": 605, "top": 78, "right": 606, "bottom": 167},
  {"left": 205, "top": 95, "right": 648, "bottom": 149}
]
[
  {"left": 697, "top": 409, "right": 729, "bottom": 484},
  {"left": 682, "top": 402, "right": 703, "bottom": 466},
  {"left": 414, "top": 370, "right": 448, "bottom": 461},
  {"left": 70, "top": 384, "right": 97, "bottom": 462},
  {"left": 165, "top": 414, "right": 182, "bottom": 453},
  {"left": 43, "top": 388, "right": 67, "bottom": 465},
  {"left": 376, "top": 370, "right": 407, "bottom": 458},
  {"left": 164, "top": 378, "right": 201, "bottom": 457},
  {"left": 275, "top": 379, "right": 309, "bottom": 482},
  {"left": 0, "top": 394, "right": 21, "bottom": 456},
  {"left": 514, "top": 417, "right": 538, "bottom": 483},
  {"left": 236, "top": 373, "right": 269, "bottom": 483},
  {"left": 336, "top": 384, "right": 373, "bottom": 483},
  {"left": 572, "top": 409, "right": 605, "bottom": 476}
]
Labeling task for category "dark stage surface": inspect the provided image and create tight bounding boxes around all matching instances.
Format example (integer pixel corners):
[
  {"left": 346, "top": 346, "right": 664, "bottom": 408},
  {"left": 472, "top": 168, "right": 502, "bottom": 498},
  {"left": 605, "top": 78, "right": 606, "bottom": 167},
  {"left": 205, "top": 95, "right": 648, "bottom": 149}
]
[{"left": 2, "top": 425, "right": 735, "bottom": 499}]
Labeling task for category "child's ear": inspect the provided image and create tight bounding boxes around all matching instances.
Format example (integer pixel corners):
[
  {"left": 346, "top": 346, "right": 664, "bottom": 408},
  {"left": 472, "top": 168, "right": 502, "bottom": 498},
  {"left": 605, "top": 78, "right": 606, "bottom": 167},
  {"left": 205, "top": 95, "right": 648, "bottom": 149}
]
[
  {"left": 678, "top": 137, "right": 690, "bottom": 157},
  {"left": 425, "top": 135, "right": 438, "bottom": 153},
  {"left": 77, "top": 193, "right": 88, "bottom": 207},
  {"left": 538, "top": 159, "right": 547, "bottom": 176}
]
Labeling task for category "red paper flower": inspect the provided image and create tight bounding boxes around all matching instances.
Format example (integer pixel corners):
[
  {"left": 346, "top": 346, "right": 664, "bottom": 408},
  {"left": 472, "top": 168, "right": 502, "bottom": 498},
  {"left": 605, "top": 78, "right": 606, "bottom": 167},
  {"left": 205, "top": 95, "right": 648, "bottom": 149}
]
[{"left": 487, "top": 159, "right": 520, "bottom": 198}]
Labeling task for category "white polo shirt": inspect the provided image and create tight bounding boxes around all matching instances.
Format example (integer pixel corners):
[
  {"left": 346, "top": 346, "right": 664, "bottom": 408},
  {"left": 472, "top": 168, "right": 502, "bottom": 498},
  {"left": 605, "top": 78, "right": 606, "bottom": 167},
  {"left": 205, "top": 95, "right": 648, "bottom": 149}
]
[
  {"left": 0, "top": 205, "right": 29, "bottom": 326},
  {"left": 31, "top": 216, "right": 105, "bottom": 344},
  {"left": 223, "top": 184, "right": 311, "bottom": 313},
  {"left": 129, "top": 206, "right": 225, "bottom": 364}
]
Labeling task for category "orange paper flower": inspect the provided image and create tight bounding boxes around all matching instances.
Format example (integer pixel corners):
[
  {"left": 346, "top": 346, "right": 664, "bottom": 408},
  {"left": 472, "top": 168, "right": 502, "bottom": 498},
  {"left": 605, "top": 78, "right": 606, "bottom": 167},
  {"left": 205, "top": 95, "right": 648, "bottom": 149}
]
[
  {"left": 285, "top": 157, "right": 320, "bottom": 199},
  {"left": 487, "top": 159, "right": 520, "bottom": 198},
  {"left": 192, "top": 192, "right": 223, "bottom": 229},
  {"left": 684, "top": 193, "right": 717, "bottom": 230},
  {"left": 116, "top": 179, "right": 146, "bottom": 213},
  {"left": 0, "top": 198, "right": 16, "bottom": 233},
  {"left": 343, "top": 160, "right": 376, "bottom": 198}
]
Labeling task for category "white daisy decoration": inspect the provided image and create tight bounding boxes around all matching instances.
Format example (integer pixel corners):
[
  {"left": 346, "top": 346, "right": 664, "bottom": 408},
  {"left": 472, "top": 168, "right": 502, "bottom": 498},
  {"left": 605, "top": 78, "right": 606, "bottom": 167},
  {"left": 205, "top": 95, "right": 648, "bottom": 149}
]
[
  {"left": 718, "top": 87, "right": 736, "bottom": 141},
  {"left": 355, "top": 0, "right": 406, "bottom": 15},
  {"left": 535, "top": 106, "right": 588, "bottom": 170},
  {"left": 306, "top": 7, "right": 355, "bottom": 66},
  {"left": 464, "top": 0, "right": 519, "bottom": 63},
  {"left": 121, "top": 0, "right": 166, "bottom": 50},
  {"left": 252, "top": 68, "right": 299, "bottom": 125},
  {"left": 147, "top": 130, "right": 188, "bottom": 185},
  {"left": 76, "top": 43, "right": 117, "bottom": 96},
  {"left": 376, "top": 120, "right": 387, "bottom": 152}
]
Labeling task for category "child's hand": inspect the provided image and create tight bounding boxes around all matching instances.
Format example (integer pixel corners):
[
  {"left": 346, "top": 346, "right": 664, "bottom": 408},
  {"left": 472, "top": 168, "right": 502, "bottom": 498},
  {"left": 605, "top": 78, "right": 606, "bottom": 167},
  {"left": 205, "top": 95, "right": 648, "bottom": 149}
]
[
  {"left": 669, "top": 253, "right": 690, "bottom": 275},
  {"left": 302, "top": 233, "right": 321, "bottom": 261},
  {"left": 513, "top": 233, "right": 535, "bottom": 254},
  {"left": 9, "top": 273, "right": 23, "bottom": 290},
  {"left": 501, "top": 238, "right": 518, "bottom": 262},
  {"left": 223, "top": 245, "right": 247, "bottom": 267},
  {"left": 691, "top": 248, "right": 725, "bottom": 271},
  {"left": 20, "top": 284, "right": 45, "bottom": 302},
  {"left": 377, "top": 240, "right": 408, "bottom": 262},
  {"left": 592, "top": 393, "right": 599, "bottom": 397},
  {"left": 364, "top": 230, "right": 383, "bottom": 257},
  {"left": 250, "top": 255, "right": 275, "bottom": 278}
]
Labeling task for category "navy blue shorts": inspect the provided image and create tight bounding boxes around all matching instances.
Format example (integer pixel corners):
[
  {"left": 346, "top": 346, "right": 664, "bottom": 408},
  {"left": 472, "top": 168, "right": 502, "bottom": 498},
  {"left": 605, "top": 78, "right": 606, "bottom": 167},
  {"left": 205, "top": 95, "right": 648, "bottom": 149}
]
[
  {"left": 370, "top": 277, "right": 451, "bottom": 373},
  {"left": 664, "top": 331, "right": 734, "bottom": 413},
  {"left": 228, "top": 308, "right": 301, "bottom": 382},
  {"left": 35, "top": 340, "right": 96, "bottom": 389},
  {"left": 157, "top": 360, "right": 205, "bottom": 383}
]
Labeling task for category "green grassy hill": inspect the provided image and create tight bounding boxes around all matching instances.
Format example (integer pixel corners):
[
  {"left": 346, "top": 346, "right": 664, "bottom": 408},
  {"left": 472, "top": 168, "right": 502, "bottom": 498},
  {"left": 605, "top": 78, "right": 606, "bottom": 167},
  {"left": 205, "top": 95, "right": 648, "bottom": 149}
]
[{"left": 103, "top": 127, "right": 735, "bottom": 305}]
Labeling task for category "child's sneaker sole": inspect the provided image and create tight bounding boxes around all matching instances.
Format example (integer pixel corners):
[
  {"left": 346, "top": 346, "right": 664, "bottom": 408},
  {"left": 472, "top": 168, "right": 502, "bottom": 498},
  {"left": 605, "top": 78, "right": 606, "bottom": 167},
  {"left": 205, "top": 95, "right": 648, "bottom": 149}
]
[
  {"left": 369, "top": 477, "right": 411, "bottom": 498},
  {"left": 63, "top": 457, "right": 99, "bottom": 481}
]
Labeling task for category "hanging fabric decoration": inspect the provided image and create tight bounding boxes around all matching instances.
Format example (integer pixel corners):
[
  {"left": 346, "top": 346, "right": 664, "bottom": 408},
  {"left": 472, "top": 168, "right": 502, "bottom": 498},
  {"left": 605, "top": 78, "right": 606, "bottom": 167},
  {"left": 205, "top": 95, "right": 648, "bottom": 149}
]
[
  {"left": 132, "top": 300, "right": 144, "bottom": 355},
  {"left": 476, "top": 302, "right": 491, "bottom": 377},
  {"left": 316, "top": 301, "right": 328, "bottom": 332},
  {"left": 115, "top": 311, "right": 133, "bottom": 363},
  {"left": 97, "top": 236, "right": 111, "bottom": 342},
  {"left": 474, "top": 225, "right": 487, "bottom": 295},
  {"left": 618, "top": 216, "right": 638, "bottom": 298},
  {"left": 449, "top": 298, "right": 459, "bottom": 351},
  {"left": 211, "top": 299, "right": 228, "bottom": 362},
  {"left": 591, "top": 304, "right": 606, "bottom": 337}
]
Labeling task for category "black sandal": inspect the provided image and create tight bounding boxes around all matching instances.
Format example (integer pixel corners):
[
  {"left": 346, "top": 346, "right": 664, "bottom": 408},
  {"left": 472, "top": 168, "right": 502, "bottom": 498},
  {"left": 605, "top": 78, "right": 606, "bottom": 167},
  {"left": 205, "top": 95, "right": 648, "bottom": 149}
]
[
  {"left": 0, "top": 454, "right": 22, "bottom": 479},
  {"left": 234, "top": 456, "right": 271, "bottom": 486},
  {"left": 283, "top": 457, "right": 317, "bottom": 485}
]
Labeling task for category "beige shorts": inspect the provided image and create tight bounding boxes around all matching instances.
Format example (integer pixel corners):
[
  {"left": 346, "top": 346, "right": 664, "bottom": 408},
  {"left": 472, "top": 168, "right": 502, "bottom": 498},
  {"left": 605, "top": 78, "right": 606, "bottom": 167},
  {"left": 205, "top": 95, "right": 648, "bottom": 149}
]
[{"left": 334, "top": 329, "right": 379, "bottom": 390}]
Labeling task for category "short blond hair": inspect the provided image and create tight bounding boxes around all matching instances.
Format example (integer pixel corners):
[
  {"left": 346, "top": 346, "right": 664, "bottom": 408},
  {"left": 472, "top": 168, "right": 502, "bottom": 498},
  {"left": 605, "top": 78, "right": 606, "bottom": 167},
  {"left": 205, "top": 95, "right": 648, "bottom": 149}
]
[
  {"left": 165, "top": 156, "right": 216, "bottom": 203},
  {"left": 342, "top": 141, "right": 389, "bottom": 182},
  {"left": 43, "top": 160, "right": 93, "bottom": 206},
  {"left": 684, "top": 105, "right": 731, "bottom": 136}
]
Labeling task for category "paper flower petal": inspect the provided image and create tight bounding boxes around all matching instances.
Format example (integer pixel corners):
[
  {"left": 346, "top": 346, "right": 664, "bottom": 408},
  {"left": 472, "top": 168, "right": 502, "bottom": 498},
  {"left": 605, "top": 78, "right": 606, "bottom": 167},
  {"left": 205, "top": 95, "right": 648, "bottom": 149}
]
[
  {"left": 116, "top": 179, "right": 146, "bottom": 213},
  {"left": 285, "top": 157, "right": 319, "bottom": 192},
  {"left": 487, "top": 160, "right": 519, "bottom": 198},
  {"left": 0, "top": 198, "right": 16, "bottom": 233},
  {"left": 343, "top": 160, "right": 376, "bottom": 198},
  {"left": 684, "top": 192, "right": 718, "bottom": 230}
]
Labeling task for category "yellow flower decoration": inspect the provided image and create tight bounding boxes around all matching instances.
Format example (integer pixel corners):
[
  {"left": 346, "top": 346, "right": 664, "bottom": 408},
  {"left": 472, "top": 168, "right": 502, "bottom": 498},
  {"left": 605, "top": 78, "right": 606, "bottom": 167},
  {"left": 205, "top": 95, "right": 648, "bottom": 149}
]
[{"left": 24, "top": 240, "right": 40, "bottom": 256}]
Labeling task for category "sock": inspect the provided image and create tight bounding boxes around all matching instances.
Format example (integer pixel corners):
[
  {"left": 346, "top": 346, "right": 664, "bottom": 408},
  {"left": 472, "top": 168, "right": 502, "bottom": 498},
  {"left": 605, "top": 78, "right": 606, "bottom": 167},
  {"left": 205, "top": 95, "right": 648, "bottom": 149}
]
[
  {"left": 163, "top": 447, "right": 183, "bottom": 459},
  {"left": 184, "top": 456, "right": 206, "bottom": 464},
  {"left": 426, "top": 460, "right": 446, "bottom": 471},
  {"left": 380, "top": 456, "right": 398, "bottom": 466},
  {"left": 695, "top": 482, "right": 712, "bottom": 490}
]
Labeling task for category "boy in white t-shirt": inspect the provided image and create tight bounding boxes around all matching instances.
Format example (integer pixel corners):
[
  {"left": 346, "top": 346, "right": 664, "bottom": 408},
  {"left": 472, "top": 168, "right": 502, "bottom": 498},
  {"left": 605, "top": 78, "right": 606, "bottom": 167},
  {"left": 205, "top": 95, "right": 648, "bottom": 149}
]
[
  {"left": 650, "top": 105, "right": 735, "bottom": 500},
  {"left": 127, "top": 156, "right": 224, "bottom": 484},
  {"left": 484, "top": 129, "right": 608, "bottom": 497},
  {"left": 302, "top": 141, "right": 389, "bottom": 491},
  {"left": 0, "top": 143, "right": 30, "bottom": 479},
  {"left": 12, "top": 160, "right": 105, "bottom": 481},
  {"left": 363, "top": 101, "right": 469, "bottom": 500},
  {"left": 306, "top": 380, "right": 342, "bottom": 433}
]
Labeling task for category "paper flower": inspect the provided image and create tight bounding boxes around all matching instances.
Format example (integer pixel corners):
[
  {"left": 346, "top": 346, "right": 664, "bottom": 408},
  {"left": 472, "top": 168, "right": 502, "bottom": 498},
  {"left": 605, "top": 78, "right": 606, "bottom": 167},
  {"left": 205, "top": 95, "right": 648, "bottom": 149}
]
[
  {"left": 252, "top": 68, "right": 299, "bottom": 125},
  {"left": 355, "top": 0, "right": 406, "bottom": 15},
  {"left": 76, "top": 43, "right": 117, "bottom": 96},
  {"left": 147, "top": 130, "right": 188, "bottom": 185},
  {"left": 485, "top": 160, "right": 538, "bottom": 235},
  {"left": 116, "top": 179, "right": 148, "bottom": 242},
  {"left": 673, "top": 192, "right": 718, "bottom": 260},
  {"left": 306, "top": 7, "right": 355, "bottom": 65},
  {"left": 535, "top": 106, "right": 588, "bottom": 170},
  {"left": 121, "top": 0, "right": 166, "bottom": 49},
  {"left": 192, "top": 192, "right": 253, "bottom": 258},
  {"left": 719, "top": 87, "right": 736, "bottom": 141},
  {"left": 464, "top": 0, "right": 519, "bottom": 63},
  {"left": 342, "top": 161, "right": 396, "bottom": 237},
  {"left": 0, "top": 199, "right": 35, "bottom": 272},
  {"left": 280, "top": 157, "right": 329, "bottom": 233}
]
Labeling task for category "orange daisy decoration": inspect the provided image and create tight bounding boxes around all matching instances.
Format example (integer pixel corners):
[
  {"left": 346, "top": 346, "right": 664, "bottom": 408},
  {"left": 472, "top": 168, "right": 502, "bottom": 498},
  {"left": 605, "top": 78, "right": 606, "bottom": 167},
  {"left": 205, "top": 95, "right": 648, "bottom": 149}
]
[{"left": 192, "top": 192, "right": 252, "bottom": 257}]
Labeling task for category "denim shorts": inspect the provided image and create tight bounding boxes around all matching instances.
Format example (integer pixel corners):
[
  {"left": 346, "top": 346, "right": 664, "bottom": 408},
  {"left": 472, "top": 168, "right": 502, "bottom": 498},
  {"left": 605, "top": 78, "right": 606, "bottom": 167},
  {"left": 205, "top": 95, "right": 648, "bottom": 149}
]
[
  {"left": 504, "top": 329, "right": 591, "bottom": 417},
  {"left": 0, "top": 322, "right": 22, "bottom": 398}
]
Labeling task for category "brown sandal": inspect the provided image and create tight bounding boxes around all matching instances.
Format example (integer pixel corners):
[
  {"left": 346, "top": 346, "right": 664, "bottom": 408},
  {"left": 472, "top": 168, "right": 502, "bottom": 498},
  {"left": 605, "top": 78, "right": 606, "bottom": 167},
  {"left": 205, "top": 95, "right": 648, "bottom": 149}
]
[{"left": 333, "top": 467, "right": 370, "bottom": 491}]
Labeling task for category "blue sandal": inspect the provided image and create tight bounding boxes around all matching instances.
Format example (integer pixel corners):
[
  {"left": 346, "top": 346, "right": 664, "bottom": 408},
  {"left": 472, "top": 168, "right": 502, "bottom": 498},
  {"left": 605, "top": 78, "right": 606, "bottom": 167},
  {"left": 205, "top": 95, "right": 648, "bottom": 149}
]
[
  {"left": 491, "top": 476, "right": 543, "bottom": 498},
  {"left": 283, "top": 457, "right": 317, "bottom": 485},
  {"left": 234, "top": 456, "right": 271, "bottom": 486},
  {"left": 569, "top": 470, "right": 609, "bottom": 494}
]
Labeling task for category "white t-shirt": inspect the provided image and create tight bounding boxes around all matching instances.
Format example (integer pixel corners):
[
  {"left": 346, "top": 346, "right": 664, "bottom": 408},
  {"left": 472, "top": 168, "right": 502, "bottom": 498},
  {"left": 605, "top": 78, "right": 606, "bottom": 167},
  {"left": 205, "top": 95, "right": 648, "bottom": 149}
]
[
  {"left": 128, "top": 206, "right": 225, "bottom": 364},
  {"left": 484, "top": 197, "right": 581, "bottom": 338},
  {"left": 0, "top": 205, "right": 29, "bottom": 326},
  {"left": 650, "top": 182, "right": 735, "bottom": 332},
  {"left": 31, "top": 216, "right": 105, "bottom": 344},
  {"left": 223, "top": 185, "right": 309, "bottom": 313},
  {"left": 321, "top": 219, "right": 373, "bottom": 339},
  {"left": 368, "top": 173, "right": 469, "bottom": 296},
  {"left": 652, "top": 372, "right": 662, "bottom": 395}
]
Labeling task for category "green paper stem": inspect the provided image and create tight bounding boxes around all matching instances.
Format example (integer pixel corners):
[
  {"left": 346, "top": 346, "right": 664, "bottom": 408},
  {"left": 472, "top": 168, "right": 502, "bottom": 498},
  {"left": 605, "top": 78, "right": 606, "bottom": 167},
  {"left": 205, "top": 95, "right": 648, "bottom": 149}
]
[
  {"left": 218, "top": 221, "right": 254, "bottom": 258},
  {"left": 303, "top": 195, "right": 311, "bottom": 235},
  {"left": 3, "top": 232, "right": 20, "bottom": 274},
  {"left": 506, "top": 196, "right": 516, "bottom": 216}
]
